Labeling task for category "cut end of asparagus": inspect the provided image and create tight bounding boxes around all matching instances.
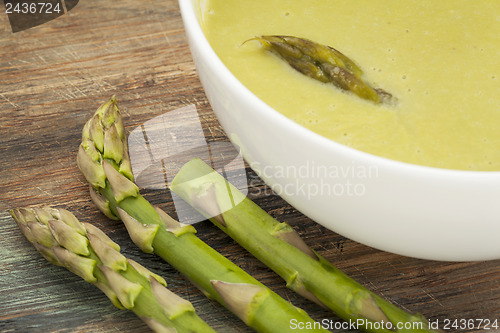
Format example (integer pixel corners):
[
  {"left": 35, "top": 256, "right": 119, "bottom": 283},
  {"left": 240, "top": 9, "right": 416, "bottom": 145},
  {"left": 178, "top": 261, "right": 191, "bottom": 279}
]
[{"left": 249, "top": 35, "right": 394, "bottom": 104}]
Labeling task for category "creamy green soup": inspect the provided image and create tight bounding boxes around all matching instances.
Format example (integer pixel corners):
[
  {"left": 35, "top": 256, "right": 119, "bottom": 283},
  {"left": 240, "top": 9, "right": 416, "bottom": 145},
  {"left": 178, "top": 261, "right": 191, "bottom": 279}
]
[{"left": 201, "top": 0, "right": 500, "bottom": 171}]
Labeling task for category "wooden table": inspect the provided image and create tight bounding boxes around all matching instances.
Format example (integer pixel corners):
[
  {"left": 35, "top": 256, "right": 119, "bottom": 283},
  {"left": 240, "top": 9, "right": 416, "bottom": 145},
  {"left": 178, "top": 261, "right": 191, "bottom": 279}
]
[{"left": 1, "top": 1, "right": 499, "bottom": 332}]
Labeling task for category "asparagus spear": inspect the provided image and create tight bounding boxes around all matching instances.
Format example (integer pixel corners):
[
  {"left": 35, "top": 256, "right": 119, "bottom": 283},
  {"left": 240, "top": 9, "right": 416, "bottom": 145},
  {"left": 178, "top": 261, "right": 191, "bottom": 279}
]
[
  {"left": 248, "top": 35, "right": 393, "bottom": 104},
  {"left": 77, "top": 96, "right": 328, "bottom": 332},
  {"left": 10, "top": 206, "right": 214, "bottom": 333},
  {"left": 170, "top": 158, "right": 439, "bottom": 333}
]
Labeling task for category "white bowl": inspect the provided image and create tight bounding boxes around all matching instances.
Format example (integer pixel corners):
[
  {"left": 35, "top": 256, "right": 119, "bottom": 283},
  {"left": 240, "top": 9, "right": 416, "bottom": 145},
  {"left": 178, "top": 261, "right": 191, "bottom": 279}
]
[{"left": 179, "top": 0, "right": 500, "bottom": 261}]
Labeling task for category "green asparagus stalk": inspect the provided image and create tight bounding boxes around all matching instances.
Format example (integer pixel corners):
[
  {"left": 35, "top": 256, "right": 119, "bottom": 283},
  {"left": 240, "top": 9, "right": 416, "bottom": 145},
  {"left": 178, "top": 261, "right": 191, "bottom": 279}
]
[
  {"left": 248, "top": 35, "right": 393, "bottom": 104},
  {"left": 170, "top": 158, "right": 439, "bottom": 333},
  {"left": 76, "top": 96, "right": 328, "bottom": 332},
  {"left": 10, "top": 206, "right": 214, "bottom": 333}
]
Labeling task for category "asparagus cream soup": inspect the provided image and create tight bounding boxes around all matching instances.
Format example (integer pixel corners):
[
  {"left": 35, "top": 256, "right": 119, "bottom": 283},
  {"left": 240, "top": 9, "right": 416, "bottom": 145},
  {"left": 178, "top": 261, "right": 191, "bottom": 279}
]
[{"left": 201, "top": 0, "right": 500, "bottom": 171}]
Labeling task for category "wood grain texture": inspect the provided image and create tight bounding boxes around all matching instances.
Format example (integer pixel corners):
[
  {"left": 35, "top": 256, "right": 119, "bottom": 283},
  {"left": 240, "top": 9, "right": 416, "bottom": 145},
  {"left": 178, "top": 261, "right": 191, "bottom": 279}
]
[{"left": 0, "top": 1, "right": 499, "bottom": 332}]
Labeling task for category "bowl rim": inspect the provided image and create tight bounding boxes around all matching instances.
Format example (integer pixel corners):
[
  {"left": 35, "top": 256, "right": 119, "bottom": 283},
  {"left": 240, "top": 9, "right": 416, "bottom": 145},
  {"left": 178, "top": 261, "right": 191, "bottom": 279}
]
[{"left": 179, "top": 0, "right": 500, "bottom": 179}]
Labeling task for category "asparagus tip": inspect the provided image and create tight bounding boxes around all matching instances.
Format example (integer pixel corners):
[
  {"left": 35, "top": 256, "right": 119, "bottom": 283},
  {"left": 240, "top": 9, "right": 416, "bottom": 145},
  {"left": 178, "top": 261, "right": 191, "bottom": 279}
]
[{"left": 252, "top": 35, "right": 394, "bottom": 104}]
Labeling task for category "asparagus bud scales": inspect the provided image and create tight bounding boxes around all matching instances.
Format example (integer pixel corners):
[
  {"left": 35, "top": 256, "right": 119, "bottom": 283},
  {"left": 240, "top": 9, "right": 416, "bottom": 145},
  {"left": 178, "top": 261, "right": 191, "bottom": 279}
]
[
  {"left": 78, "top": 96, "right": 329, "bottom": 332},
  {"left": 171, "top": 158, "right": 439, "bottom": 333},
  {"left": 10, "top": 206, "right": 214, "bottom": 333}
]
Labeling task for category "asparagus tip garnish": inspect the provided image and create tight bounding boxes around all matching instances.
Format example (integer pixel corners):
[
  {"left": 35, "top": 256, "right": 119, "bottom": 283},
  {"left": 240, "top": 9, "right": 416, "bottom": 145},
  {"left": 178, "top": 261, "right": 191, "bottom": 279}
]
[{"left": 248, "top": 35, "right": 394, "bottom": 104}]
